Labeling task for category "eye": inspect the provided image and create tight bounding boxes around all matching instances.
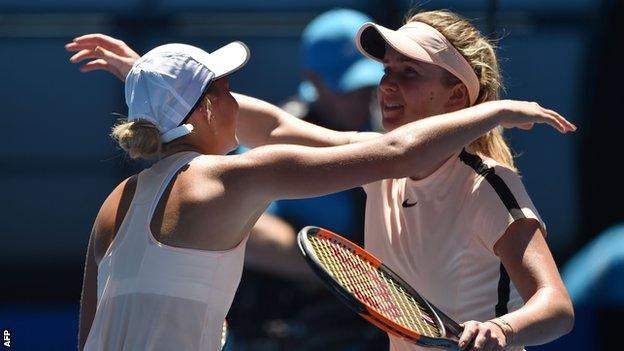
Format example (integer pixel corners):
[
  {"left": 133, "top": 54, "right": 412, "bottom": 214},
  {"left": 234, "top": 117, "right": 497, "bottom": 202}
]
[
  {"left": 404, "top": 66, "right": 418, "bottom": 75},
  {"left": 383, "top": 67, "right": 392, "bottom": 75}
]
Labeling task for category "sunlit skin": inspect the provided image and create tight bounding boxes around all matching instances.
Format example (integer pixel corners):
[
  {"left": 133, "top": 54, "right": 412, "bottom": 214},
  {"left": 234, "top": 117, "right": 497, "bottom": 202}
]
[{"left": 379, "top": 45, "right": 469, "bottom": 131}]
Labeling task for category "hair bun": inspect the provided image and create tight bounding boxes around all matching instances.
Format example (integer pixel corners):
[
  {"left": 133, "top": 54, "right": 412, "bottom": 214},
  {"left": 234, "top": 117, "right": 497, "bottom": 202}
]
[{"left": 111, "top": 119, "right": 162, "bottom": 159}]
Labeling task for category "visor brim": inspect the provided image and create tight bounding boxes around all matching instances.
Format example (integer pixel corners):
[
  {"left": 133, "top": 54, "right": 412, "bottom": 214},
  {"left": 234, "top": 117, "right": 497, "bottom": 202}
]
[
  {"left": 203, "top": 41, "right": 251, "bottom": 80},
  {"left": 356, "top": 23, "right": 433, "bottom": 64}
]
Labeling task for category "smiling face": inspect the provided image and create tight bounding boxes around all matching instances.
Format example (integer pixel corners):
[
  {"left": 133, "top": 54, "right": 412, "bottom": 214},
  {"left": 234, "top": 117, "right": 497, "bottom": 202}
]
[{"left": 378, "top": 45, "right": 463, "bottom": 131}]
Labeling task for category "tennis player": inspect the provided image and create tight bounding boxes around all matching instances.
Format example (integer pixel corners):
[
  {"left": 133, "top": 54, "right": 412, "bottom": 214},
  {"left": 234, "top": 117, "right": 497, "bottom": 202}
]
[
  {"left": 67, "top": 15, "right": 574, "bottom": 351},
  {"left": 237, "top": 11, "right": 576, "bottom": 350}
]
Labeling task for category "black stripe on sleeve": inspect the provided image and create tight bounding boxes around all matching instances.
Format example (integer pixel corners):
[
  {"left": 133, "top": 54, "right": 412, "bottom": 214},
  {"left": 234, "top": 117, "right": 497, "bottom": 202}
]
[
  {"left": 458, "top": 149, "right": 526, "bottom": 316},
  {"left": 495, "top": 264, "right": 511, "bottom": 316}
]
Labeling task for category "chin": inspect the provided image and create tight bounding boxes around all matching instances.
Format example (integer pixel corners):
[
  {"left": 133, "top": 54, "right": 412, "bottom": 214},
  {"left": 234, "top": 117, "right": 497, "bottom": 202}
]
[{"left": 381, "top": 117, "right": 405, "bottom": 131}]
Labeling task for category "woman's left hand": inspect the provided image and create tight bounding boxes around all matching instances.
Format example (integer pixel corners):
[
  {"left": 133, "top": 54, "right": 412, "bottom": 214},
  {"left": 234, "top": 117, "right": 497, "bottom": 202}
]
[{"left": 458, "top": 320, "right": 507, "bottom": 351}]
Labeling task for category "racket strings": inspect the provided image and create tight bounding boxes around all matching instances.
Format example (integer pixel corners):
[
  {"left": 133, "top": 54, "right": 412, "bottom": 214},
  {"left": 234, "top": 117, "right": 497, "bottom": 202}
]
[{"left": 309, "top": 235, "right": 441, "bottom": 337}]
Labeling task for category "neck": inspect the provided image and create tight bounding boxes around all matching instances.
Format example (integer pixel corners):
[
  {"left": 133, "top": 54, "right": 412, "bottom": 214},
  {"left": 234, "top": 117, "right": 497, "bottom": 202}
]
[
  {"left": 160, "top": 141, "right": 203, "bottom": 158},
  {"left": 408, "top": 155, "right": 451, "bottom": 181}
]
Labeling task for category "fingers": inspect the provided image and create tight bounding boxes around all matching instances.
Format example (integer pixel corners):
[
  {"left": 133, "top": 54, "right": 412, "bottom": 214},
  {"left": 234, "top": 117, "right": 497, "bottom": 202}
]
[
  {"left": 545, "top": 114, "right": 567, "bottom": 133},
  {"left": 458, "top": 321, "right": 478, "bottom": 350},
  {"left": 458, "top": 321, "right": 506, "bottom": 351},
  {"left": 537, "top": 105, "right": 576, "bottom": 133},
  {"left": 80, "top": 60, "right": 124, "bottom": 80},
  {"left": 69, "top": 49, "right": 99, "bottom": 63},
  {"left": 544, "top": 107, "right": 577, "bottom": 132},
  {"left": 72, "top": 33, "right": 119, "bottom": 44},
  {"left": 65, "top": 34, "right": 140, "bottom": 72},
  {"left": 470, "top": 328, "right": 489, "bottom": 351},
  {"left": 70, "top": 45, "right": 120, "bottom": 63},
  {"left": 471, "top": 329, "right": 504, "bottom": 351},
  {"left": 79, "top": 59, "right": 110, "bottom": 72},
  {"left": 65, "top": 33, "right": 129, "bottom": 56}
]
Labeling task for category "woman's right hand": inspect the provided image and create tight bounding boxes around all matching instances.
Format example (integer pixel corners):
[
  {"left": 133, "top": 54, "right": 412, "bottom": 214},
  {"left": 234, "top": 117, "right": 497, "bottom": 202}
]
[
  {"left": 65, "top": 34, "right": 140, "bottom": 81},
  {"left": 492, "top": 100, "right": 576, "bottom": 133}
]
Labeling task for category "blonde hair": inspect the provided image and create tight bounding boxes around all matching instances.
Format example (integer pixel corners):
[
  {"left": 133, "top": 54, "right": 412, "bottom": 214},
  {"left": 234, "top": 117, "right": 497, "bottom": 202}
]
[
  {"left": 111, "top": 118, "right": 162, "bottom": 159},
  {"left": 110, "top": 92, "right": 213, "bottom": 159},
  {"left": 407, "top": 10, "right": 517, "bottom": 172}
]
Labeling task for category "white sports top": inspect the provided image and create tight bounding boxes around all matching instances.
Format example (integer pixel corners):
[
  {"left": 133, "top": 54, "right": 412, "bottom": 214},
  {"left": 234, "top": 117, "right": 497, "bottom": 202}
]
[
  {"left": 85, "top": 151, "right": 248, "bottom": 351},
  {"left": 363, "top": 150, "right": 545, "bottom": 351}
]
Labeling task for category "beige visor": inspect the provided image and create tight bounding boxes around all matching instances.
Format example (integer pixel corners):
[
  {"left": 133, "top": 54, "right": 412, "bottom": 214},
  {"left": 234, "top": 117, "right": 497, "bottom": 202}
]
[{"left": 356, "top": 21, "right": 480, "bottom": 106}]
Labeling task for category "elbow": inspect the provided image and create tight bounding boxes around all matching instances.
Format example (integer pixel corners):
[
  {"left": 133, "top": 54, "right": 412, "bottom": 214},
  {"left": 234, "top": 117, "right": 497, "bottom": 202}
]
[
  {"left": 550, "top": 293, "right": 575, "bottom": 338},
  {"left": 560, "top": 301, "right": 575, "bottom": 336},
  {"left": 386, "top": 135, "right": 425, "bottom": 178}
]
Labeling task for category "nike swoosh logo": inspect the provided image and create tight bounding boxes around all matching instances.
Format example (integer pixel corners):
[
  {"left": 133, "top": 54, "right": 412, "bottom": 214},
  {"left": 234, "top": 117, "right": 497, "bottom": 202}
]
[{"left": 402, "top": 199, "right": 418, "bottom": 207}]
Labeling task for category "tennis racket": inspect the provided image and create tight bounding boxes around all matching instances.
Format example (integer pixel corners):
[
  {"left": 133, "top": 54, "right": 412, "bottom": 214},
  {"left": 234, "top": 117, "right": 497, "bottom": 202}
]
[
  {"left": 297, "top": 226, "right": 466, "bottom": 350},
  {"left": 221, "top": 320, "right": 229, "bottom": 350}
]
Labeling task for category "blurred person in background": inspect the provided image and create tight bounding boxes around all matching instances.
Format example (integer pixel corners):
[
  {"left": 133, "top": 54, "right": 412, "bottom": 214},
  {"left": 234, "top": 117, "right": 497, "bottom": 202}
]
[
  {"left": 569, "top": 1, "right": 624, "bottom": 349},
  {"left": 558, "top": 224, "right": 624, "bottom": 350}
]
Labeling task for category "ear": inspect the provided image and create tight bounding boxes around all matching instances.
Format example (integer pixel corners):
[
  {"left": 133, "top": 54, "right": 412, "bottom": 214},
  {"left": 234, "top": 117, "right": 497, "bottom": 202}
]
[
  {"left": 187, "top": 97, "right": 212, "bottom": 129},
  {"left": 446, "top": 83, "right": 470, "bottom": 110},
  {"left": 201, "top": 96, "right": 213, "bottom": 122}
]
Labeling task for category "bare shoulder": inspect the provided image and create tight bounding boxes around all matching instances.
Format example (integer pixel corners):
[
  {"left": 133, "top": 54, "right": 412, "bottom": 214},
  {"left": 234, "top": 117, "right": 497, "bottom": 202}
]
[
  {"left": 189, "top": 147, "right": 301, "bottom": 205},
  {"left": 167, "top": 152, "right": 271, "bottom": 210},
  {"left": 199, "top": 146, "right": 279, "bottom": 176},
  {"left": 92, "top": 175, "right": 138, "bottom": 264}
]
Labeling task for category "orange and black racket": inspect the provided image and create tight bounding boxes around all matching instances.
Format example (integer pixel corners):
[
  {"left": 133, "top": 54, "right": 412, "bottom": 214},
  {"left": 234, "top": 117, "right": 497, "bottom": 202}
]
[
  {"left": 221, "top": 320, "right": 229, "bottom": 350},
  {"left": 298, "top": 226, "right": 465, "bottom": 350}
]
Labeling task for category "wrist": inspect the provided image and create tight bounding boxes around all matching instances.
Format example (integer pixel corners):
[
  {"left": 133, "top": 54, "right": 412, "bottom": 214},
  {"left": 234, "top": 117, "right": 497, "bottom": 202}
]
[
  {"left": 488, "top": 317, "right": 514, "bottom": 347},
  {"left": 486, "top": 101, "right": 508, "bottom": 126}
]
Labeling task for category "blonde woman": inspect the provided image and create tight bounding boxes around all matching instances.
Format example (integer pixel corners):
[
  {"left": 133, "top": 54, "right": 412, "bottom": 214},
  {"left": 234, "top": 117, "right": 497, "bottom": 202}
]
[
  {"left": 239, "top": 11, "right": 577, "bottom": 349},
  {"left": 67, "top": 12, "right": 574, "bottom": 351}
]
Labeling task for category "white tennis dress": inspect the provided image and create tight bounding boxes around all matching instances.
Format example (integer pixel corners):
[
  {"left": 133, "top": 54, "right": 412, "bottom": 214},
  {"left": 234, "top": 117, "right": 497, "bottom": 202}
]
[{"left": 85, "top": 151, "right": 248, "bottom": 351}]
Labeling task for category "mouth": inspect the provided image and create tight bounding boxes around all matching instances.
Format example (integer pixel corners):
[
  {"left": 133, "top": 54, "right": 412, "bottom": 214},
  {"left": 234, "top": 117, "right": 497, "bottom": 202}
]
[
  {"left": 381, "top": 101, "right": 404, "bottom": 125},
  {"left": 383, "top": 102, "right": 404, "bottom": 112}
]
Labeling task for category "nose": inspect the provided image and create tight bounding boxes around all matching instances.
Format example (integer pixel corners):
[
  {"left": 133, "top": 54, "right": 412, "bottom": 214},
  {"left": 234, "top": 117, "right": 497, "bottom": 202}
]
[{"left": 379, "top": 73, "right": 398, "bottom": 94}]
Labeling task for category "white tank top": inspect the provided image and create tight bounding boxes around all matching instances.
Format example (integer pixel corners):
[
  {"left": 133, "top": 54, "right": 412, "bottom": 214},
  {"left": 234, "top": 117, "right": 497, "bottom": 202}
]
[{"left": 85, "top": 151, "right": 248, "bottom": 351}]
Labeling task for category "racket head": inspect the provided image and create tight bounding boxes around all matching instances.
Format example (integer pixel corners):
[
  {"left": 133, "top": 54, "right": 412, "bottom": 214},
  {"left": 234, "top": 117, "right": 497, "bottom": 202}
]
[
  {"left": 221, "top": 320, "right": 229, "bottom": 350},
  {"left": 298, "top": 226, "right": 461, "bottom": 349}
]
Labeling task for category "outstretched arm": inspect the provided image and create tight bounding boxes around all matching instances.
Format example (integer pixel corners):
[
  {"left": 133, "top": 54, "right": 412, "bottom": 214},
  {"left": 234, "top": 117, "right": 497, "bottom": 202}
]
[
  {"left": 66, "top": 34, "right": 365, "bottom": 148},
  {"left": 233, "top": 93, "right": 380, "bottom": 148},
  {"left": 229, "top": 100, "right": 575, "bottom": 204}
]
